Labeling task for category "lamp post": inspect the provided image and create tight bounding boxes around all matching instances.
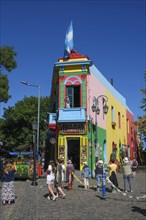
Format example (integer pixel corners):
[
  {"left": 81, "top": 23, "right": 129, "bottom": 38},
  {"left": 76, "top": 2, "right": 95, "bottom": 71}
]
[
  {"left": 91, "top": 95, "right": 108, "bottom": 199},
  {"left": 31, "top": 120, "right": 38, "bottom": 186},
  {"left": 21, "top": 81, "right": 40, "bottom": 153}
]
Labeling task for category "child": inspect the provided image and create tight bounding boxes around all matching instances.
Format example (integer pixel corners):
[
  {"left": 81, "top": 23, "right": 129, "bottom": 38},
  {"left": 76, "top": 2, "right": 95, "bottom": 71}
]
[{"left": 81, "top": 162, "right": 91, "bottom": 189}]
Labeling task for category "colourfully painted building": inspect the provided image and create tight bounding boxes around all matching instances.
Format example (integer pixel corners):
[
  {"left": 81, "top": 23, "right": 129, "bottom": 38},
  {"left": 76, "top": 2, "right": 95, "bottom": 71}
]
[{"left": 45, "top": 23, "right": 137, "bottom": 174}]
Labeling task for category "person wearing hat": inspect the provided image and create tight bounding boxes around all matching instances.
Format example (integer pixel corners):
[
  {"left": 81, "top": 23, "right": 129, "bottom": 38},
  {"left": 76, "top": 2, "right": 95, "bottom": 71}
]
[
  {"left": 95, "top": 160, "right": 103, "bottom": 192},
  {"left": 81, "top": 161, "right": 91, "bottom": 189},
  {"left": 66, "top": 160, "right": 75, "bottom": 183},
  {"left": 123, "top": 157, "right": 132, "bottom": 193}
]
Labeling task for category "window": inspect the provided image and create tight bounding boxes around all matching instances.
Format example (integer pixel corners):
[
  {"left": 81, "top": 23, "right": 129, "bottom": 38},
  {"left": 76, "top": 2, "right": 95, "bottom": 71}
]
[
  {"left": 111, "top": 106, "right": 114, "bottom": 122},
  {"left": 66, "top": 85, "right": 80, "bottom": 107},
  {"left": 127, "top": 119, "right": 130, "bottom": 133}
]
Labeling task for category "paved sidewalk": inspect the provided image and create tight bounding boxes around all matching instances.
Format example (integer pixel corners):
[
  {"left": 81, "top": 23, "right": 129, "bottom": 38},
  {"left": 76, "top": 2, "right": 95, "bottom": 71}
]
[{"left": 0, "top": 170, "right": 146, "bottom": 220}]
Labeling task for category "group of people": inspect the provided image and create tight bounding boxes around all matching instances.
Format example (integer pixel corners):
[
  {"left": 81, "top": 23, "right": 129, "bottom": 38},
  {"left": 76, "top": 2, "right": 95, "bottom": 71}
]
[
  {"left": 46, "top": 159, "right": 75, "bottom": 201},
  {"left": 81, "top": 156, "right": 138, "bottom": 194},
  {"left": 1, "top": 156, "right": 138, "bottom": 205},
  {"left": 46, "top": 159, "right": 66, "bottom": 201},
  {"left": 104, "top": 157, "right": 138, "bottom": 193}
]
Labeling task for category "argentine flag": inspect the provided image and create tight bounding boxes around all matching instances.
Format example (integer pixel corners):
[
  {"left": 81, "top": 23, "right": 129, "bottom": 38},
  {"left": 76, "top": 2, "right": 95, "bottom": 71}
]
[{"left": 64, "top": 21, "right": 74, "bottom": 58}]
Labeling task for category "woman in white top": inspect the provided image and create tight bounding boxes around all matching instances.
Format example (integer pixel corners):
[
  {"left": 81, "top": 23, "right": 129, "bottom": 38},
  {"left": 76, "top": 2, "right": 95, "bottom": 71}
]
[{"left": 46, "top": 161, "right": 57, "bottom": 201}]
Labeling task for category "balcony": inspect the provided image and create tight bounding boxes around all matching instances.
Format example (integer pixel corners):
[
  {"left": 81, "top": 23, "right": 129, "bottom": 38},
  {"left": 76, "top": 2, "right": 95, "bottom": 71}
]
[
  {"left": 48, "top": 113, "right": 57, "bottom": 129},
  {"left": 58, "top": 107, "right": 86, "bottom": 123}
]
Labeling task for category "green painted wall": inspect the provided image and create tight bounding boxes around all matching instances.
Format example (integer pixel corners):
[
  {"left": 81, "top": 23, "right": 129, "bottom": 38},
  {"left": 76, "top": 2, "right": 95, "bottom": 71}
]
[
  {"left": 60, "top": 82, "right": 64, "bottom": 108},
  {"left": 82, "top": 80, "right": 86, "bottom": 107}
]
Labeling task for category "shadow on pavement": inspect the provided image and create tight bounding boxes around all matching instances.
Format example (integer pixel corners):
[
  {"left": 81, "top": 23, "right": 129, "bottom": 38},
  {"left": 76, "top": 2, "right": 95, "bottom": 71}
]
[{"left": 132, "top": 206, "right": 146, "bottom": 217}]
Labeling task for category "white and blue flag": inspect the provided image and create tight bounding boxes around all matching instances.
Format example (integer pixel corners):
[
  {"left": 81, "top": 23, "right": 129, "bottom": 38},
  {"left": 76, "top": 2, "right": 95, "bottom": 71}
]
[{"left": 64, "top": 21, "right": 74, "bottom": 58}]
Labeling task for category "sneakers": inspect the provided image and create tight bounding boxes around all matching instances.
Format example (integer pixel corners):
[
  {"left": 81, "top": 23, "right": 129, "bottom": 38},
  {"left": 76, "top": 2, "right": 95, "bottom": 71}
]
[
  {"left": 52, "top": 196, "right": 56, "bottom": 201},
  {"left": 55, "top": 193, "right": 59, "bottom": 198},
  {"left": 130, "top": 190, "right": 133, "bottom": 193},
  {"left": 125, "top": 190, "right": 128, "bottom": 193},
  {"left": 47, "top": 196, "right": 51, "bottom": 200}
]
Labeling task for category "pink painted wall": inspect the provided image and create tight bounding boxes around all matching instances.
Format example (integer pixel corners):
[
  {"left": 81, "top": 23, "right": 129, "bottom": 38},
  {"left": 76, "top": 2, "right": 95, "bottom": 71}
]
[{"left": 87, "top": 73, "right": 106, "bottom": 129}]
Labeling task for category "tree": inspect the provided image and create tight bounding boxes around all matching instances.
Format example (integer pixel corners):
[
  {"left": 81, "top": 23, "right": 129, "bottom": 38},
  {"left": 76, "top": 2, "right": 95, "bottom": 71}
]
[
  {"left": 0, "top": 73, "right": 11, "bottom": 102},
  {"left": 135, "top": 71, "right": 146, "bottom": 139},
  {"left": 134, "top": 71, "right": 146, "bottom": 165},
  {"left": 0, "top": 96, "right": 50, "bottom": 150},
  {"left": 0, "top": 46, "right": 17, "bottom": 103}
]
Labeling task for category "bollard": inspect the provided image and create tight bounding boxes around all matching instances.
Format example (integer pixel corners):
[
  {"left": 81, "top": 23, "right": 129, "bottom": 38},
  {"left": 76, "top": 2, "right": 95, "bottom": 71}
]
[
  {"left": 68, "top": 170, "right": 72, "bottom": 190},
  {"left": 102, "top": 173, "right": 106, "bottom": 199}
]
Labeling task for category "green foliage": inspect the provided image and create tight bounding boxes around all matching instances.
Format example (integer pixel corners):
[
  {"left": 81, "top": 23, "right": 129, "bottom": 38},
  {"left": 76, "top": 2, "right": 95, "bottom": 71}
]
[
  {"left": 0, "top": 73, "right": 11, "bottom": 103},
  {"left": 0, "top": 46, "right": 17, "bottom": 72},
  {"left": 0, "top": 96, "right": 50, "bottom": 150},
  {"left": 135, "top": 71, "right": 146, "bottom": 144},
  {"left": 0, "top": 46, "right": 17, "bottom": 103}
]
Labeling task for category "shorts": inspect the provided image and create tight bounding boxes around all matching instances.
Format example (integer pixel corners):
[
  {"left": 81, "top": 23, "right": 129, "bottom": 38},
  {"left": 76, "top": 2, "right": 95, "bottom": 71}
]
[{"left": 47, "top": 174, "right": 55, "bottom": 184}]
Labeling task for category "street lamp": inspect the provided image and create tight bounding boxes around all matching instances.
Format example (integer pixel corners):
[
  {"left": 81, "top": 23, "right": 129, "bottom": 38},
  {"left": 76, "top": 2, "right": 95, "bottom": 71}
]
[
  {"left": 91, "top": 95, "right": 108, "bottom": 199},
  {"left": 31, "top": 120, "right": 38, "bottom": 186},
  {"left": 21, "top": 81, "right": 40, "bottom": 152},
  {"left": 92, "top": 95, "right": 108, "bottom": 159}
]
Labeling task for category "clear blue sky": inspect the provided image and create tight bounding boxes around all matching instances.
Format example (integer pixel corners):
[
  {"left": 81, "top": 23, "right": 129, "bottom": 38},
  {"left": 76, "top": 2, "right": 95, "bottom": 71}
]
[{"left": 0, "top": 0, "right": 145, "bottom": 120}]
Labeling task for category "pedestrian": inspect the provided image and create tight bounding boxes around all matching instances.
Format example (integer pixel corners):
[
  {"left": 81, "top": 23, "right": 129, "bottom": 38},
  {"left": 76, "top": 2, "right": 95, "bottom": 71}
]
[
  {"left": 55, "top": 159, "right": 66, "bottom": 198},
  {"left": 123, "top": 157, "right": 132, "bottom": 193},
  {"left": 1, "top": 162, "right": 17, "bottom": 205},
  {"left": 46, "top": 161, "right": 57, "bottom": 201},
  {"left": 66, "top": 160, "right": 75, "bottom": 183},
  {"left": 61, "top": 160, "right": 66, "bottom": 183},
  {"left": 131, "top": 157, "right": 138, "bottom": 177},
  {"left": 95, "top": 160, "right": 103, "bottom": 192},
  {"left": 81, "top": 161, "right": 91, "bottom": 189},
  {"left": 107, "top": 159, "right": 118, "bottom": 193}
]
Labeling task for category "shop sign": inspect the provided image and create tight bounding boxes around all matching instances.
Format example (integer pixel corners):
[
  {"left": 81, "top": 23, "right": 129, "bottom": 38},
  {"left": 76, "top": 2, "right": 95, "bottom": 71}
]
[{"left": 60, "top": 123, "right": 85, "bottom": 134}]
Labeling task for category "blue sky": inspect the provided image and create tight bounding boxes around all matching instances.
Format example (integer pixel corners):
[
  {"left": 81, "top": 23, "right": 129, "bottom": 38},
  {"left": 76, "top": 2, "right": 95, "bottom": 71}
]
[{"left": 0, "top": 0, "right": 145, "bottom": 120}]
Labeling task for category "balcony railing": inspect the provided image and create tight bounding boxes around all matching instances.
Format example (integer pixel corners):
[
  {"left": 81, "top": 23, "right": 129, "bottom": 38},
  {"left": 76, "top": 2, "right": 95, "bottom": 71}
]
[{"left": 58, "top": 107, "right": 86, "bottom": 123}]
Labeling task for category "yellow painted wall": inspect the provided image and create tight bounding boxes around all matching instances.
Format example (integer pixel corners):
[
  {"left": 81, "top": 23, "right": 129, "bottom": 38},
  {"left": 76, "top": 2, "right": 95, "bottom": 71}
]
[
  {"left": 59, "top": 58, "right": 88, "bottom": 62},
  {"left": 63, "top": 65, "right": 86, "bottom": 73},
  {"left": 106, "top": 90, "right": 127, "bottom": 162}
]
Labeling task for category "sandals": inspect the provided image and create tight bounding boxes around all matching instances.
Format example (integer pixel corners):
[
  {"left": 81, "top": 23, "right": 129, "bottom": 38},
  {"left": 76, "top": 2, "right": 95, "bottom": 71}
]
[{"left": 62, "top": 194, "right": 66, "bottom": 199}]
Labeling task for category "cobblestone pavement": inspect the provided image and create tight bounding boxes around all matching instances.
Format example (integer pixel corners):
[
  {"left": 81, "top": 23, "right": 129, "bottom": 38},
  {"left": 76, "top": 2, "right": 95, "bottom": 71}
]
[{"left": 0, "top": 169, "right": 146, "bottom": 220}]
